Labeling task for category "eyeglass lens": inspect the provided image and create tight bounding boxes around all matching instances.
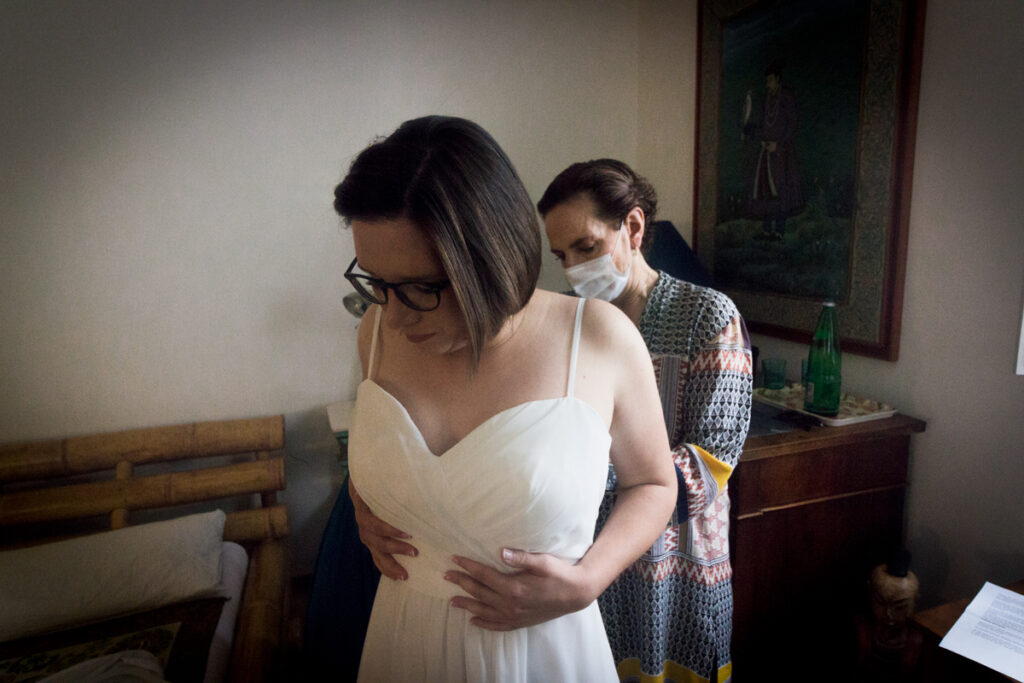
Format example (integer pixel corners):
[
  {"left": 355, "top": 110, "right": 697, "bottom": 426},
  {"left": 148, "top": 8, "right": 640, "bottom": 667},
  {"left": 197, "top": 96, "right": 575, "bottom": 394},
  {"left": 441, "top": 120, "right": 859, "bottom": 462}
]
[{"left": 349, "top": 275, "right": 441, "bottom": 312}]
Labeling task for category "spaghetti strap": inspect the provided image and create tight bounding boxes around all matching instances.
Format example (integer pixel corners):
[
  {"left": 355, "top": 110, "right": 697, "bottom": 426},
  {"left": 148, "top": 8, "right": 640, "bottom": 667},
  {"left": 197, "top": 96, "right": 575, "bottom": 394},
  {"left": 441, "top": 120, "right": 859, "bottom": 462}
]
[
  {"left": 566, "top": 298, "right": 585, "bottom": 398},
  {"left": 367, "top": 305, "right": 382, "bottom": 381}
]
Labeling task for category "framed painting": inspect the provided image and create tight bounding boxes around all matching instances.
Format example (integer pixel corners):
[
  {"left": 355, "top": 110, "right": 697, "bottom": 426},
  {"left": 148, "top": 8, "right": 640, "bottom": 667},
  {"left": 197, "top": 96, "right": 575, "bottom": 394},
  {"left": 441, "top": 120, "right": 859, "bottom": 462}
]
[{"left": 694, "top": 0, "right": 926, "bottom": 360}]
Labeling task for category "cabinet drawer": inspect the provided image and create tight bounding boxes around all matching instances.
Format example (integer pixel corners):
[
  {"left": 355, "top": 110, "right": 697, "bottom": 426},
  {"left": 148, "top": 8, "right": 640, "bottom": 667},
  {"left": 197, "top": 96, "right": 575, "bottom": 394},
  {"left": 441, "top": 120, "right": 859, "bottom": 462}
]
[{"left": 731, "top": 434, "right": 910, "bottom": 516}]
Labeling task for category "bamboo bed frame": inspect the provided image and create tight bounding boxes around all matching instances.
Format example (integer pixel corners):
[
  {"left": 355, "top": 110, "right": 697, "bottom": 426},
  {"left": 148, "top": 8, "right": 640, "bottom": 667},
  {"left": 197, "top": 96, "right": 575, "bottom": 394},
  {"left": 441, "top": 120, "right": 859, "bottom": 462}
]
[{"left": 0, "top": 415, "right": 289, "bottom": 683}]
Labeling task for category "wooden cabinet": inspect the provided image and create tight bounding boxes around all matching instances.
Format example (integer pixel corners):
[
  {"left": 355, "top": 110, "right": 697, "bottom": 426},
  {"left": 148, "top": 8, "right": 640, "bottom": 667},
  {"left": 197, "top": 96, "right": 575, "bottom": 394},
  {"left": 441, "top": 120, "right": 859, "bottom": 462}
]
[{"left": 729, "top": 408, "right": 926, "bottom": 675}]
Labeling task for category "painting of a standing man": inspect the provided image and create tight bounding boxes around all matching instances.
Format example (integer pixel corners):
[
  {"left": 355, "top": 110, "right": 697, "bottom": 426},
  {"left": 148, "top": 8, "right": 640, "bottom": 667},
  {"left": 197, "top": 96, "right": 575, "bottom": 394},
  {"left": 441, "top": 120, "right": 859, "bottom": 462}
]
[{"left": 742, "top": 60, "right": 804, "bottom": 241}]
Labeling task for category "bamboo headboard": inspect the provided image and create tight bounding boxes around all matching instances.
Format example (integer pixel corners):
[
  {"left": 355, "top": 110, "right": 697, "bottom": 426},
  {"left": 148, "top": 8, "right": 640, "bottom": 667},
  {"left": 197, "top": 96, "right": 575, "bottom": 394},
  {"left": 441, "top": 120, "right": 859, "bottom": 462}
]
[{"left": 0, "top": 415, "right": 289, "bottom": 683}]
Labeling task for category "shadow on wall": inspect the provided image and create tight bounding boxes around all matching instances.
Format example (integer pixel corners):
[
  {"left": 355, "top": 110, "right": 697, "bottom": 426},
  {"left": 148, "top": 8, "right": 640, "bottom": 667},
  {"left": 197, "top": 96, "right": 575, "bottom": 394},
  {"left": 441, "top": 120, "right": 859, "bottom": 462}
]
[
  {"left": 907, "top": 526, "right": 951, "bottom": 609},
  {"left": 281, "top": 408, "right": 347, "bottom": 577},
  {"left": 976, "top": 546, "right": 1024, "bottom": 598}
]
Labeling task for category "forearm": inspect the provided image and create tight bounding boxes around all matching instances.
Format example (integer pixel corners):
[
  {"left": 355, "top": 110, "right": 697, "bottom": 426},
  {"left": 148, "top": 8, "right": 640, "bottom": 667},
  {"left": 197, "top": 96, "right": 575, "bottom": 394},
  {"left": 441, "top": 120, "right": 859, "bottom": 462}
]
[{"left": 576, "top": 480, "right": 676, "bottom": 601}]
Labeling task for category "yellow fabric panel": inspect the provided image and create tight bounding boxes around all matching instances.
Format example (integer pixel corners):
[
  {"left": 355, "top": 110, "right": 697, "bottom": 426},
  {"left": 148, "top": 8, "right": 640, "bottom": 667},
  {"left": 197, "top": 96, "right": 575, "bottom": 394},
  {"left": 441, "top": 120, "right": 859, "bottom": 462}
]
[
  {"left": 615, "top": 658, "right": 732, "bottom": 683},
  {"left": 692, "top": 443, "right": 733, "bottom": 493}
]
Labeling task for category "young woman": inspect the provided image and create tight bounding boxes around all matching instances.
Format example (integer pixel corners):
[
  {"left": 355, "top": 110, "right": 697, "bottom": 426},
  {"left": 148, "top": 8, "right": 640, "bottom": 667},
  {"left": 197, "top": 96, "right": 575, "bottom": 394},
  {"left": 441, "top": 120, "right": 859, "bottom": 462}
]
[{"left": 336, "top": 118, "right": 676, "bottom": 682}]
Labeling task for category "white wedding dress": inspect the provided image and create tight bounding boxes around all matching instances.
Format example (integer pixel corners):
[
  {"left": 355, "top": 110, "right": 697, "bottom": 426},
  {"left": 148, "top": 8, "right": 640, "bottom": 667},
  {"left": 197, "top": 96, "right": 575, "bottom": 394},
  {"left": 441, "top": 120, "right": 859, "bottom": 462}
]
[{"left": 349, "top": 298, "right": 617, "bottom": 682}]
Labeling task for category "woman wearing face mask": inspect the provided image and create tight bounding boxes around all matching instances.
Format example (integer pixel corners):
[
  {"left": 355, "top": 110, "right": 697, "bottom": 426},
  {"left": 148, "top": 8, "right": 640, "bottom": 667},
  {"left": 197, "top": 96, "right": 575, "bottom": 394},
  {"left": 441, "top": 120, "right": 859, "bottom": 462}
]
[
  {"left": 538, "top": 159, "right": 752, "bottom": 683},
  {"left": 560, "top": 216, "right": 634, "bottom": 300}
]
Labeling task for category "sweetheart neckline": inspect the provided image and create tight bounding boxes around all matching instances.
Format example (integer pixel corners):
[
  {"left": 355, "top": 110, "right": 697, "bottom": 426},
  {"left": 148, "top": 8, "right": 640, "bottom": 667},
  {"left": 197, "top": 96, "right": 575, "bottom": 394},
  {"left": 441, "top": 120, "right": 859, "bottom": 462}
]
[{"left": 358, "top": 379, "right": 609, "bottom": 459}]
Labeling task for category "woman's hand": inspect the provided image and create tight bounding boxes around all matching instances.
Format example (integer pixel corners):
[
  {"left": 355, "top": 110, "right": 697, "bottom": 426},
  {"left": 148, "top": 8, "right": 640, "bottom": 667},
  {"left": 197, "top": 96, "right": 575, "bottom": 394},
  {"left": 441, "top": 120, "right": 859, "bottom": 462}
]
[
  {"left": 443, "top": 549, "right": 598, "bottom": 631},
  {"left": 349, "top": 478, "right": 418, "bottom": 581}
]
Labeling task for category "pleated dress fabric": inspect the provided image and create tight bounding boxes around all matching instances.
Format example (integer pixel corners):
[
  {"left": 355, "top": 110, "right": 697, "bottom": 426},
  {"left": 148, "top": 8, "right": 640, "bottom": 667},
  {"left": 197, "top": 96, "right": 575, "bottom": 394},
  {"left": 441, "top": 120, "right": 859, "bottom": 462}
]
[{"left": 349, "top": 298, "right": 618, "bottom": 682}]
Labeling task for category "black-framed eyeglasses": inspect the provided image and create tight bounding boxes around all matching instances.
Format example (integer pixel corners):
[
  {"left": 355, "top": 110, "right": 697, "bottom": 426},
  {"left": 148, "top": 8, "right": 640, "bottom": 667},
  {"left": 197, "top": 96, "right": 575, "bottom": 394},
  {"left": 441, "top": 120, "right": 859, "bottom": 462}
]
[{"left": 344, "top": 258, "right": 450, "bottom": 312}]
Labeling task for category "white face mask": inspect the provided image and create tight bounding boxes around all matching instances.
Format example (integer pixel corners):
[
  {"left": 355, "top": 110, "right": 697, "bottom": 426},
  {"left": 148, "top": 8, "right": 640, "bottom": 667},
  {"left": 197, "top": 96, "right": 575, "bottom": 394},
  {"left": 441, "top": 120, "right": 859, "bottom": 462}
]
[{"left": 564, "top": 223, "right": 632, "bottom": 301}]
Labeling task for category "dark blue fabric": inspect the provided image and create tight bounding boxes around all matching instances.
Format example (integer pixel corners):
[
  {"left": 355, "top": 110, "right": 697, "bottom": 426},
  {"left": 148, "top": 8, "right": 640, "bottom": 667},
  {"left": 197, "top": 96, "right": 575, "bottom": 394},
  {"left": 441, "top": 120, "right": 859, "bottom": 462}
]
[
  {"left": 675, "top": 460, "right": 690, "bottom": 524},
  {"left": 303, "top": 473, "right": 380, "bottom": 681},
  {"left": 645, "top": 221, "right": 714, "bottom": 288}
]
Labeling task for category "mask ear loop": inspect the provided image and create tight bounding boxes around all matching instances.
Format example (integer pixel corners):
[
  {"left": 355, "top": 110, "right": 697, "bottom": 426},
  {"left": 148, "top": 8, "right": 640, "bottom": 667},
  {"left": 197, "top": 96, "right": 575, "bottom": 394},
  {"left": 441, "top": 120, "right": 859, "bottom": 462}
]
[
  {"left": 621, "top": 215, "right": 643, "bottom": 255},
  {"left": 613, "top": 221, "right": 632, "bottom": 278}
]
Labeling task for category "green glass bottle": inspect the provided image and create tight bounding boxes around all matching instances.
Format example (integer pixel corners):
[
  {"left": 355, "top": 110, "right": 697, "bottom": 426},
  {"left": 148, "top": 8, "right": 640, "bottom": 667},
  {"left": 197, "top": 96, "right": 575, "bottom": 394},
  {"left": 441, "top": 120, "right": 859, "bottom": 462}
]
[{"left": 804, "top": 301, "right": 841, "bottom": 416}]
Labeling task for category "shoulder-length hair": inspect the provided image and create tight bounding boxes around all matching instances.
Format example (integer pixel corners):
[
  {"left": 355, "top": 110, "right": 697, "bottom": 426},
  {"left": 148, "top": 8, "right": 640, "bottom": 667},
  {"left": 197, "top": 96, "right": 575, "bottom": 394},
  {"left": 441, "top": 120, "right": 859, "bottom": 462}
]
[
  {"left": 334, "top": 116, "right": 540, "bottom": 368},
  {"left": 537, "top": 158, "right": 659, "bottom": 250}
]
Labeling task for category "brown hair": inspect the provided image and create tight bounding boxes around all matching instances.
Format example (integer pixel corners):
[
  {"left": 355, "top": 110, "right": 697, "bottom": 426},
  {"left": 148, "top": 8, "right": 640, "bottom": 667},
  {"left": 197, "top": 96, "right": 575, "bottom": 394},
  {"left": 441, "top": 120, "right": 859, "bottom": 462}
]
[
  {"left": 537, "top": 159, "right": 659, "bottom": 250},
  {"left": 334, "top": 116, "right": 541, "bottom": 367}
]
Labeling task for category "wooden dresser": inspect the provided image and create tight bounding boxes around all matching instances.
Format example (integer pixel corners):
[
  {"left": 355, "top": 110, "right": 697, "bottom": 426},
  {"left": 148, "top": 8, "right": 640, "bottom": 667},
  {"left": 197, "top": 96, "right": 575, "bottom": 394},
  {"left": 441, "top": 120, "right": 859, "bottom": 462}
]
[{"left": 729, "top": 402, "right": 926, "bottom": 675}]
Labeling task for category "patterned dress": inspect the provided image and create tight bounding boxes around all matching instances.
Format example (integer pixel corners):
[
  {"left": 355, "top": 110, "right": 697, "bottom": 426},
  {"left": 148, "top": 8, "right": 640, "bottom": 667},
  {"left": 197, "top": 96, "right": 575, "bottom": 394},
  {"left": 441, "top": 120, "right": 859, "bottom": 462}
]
[{"left": 597, "top": 271, "right": 752, "bottom": 683}]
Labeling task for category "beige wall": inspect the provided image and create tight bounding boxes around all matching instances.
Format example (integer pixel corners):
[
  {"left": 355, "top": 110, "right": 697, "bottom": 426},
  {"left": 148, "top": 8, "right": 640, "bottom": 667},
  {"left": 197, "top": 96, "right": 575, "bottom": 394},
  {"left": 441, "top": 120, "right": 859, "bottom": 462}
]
[
  {"left": 0, "top": 0, "right": 641, "bottom": 439},
  {"left": 0, "top": 0, "right": 643, "bottom": 573},
  {"left": 2, "top": 0, "right": 1022, "bottom": 602},
  {"left": 749, "top": 1, "right": 1024, "bottom": 605},
  {"left": 638, "top": 1, "right": 697, "bottom": 234}
]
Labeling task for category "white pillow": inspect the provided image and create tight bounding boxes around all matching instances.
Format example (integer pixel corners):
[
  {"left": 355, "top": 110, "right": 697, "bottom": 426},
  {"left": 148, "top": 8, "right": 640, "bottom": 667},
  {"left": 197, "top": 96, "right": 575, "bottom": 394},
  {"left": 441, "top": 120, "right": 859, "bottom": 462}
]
[
  {"left": 0, "top": 509, "right": 226, "bottom": 642},
  {"left": 204, "top": 541, "right": 249, "bottom": 683},
  {"left": 38, "top": 650, "right": 168, "bottom": 682}
]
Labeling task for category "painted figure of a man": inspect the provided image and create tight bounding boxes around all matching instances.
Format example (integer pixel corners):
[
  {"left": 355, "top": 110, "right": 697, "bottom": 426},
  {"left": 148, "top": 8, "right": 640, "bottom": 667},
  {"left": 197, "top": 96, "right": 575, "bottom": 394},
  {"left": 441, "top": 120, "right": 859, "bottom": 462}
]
[{"left": 743, "top": 60, "right": 804, "bottom": 240}]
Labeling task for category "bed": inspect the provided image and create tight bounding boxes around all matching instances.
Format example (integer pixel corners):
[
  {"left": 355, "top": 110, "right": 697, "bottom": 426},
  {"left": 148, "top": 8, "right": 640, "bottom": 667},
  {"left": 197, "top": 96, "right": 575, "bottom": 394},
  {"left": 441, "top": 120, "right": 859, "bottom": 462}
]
[{"left": 0, "top": 415, "right": 289, "bottom": 683}]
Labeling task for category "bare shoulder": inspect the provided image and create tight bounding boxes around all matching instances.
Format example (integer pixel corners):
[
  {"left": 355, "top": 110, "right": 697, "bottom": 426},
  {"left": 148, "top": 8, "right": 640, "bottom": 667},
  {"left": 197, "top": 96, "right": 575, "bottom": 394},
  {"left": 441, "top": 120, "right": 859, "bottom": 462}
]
[
  {"left": 577, "top": 297, "right": 647, "bottom": 354},
  {"left": 529, "top": 290, "right": 636, "bottom": 342},
  {"left": 529, "top": 287, "right": 578, "bottom": 310},
  {"left": 570, "top": 297, "right": 657, "bottom": 428},
  {"left": 525, "top": 288, "right": 584, "bottom": 329},
  {"left": 576, "top": 297, "right": 653, "bottom": 395}
]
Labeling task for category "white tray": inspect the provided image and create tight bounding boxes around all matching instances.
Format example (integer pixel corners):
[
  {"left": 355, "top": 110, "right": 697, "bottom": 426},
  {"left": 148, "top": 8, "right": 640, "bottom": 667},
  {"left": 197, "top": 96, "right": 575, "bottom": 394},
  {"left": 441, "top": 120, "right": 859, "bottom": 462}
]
[{"left": 752, "top": 383, "right": 897, "bottom": 427}]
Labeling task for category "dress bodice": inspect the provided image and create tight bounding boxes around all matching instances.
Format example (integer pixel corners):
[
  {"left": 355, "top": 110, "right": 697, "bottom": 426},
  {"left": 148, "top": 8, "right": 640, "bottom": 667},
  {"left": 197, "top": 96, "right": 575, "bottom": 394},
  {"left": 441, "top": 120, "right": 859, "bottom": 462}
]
[
  {"left": 348, "top": 298, "right": 618, "bottom": 682},
  {"left": 350, "top": 380, "right": 610, "bottom": 599}
]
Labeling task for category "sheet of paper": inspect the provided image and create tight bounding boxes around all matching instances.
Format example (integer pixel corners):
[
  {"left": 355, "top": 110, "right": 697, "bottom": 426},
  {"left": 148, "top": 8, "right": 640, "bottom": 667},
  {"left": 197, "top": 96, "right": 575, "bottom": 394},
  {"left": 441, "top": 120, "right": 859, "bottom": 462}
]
[{"left": 940, "top": 581, "right": 1024, "bottom": 680}]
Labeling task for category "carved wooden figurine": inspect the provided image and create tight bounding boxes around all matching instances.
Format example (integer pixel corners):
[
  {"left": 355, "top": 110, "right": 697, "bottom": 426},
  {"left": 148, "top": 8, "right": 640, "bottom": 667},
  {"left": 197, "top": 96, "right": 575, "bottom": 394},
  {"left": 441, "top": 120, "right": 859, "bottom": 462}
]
[{"left": 856, "top": 549, "right": 923, "bottom": 681}]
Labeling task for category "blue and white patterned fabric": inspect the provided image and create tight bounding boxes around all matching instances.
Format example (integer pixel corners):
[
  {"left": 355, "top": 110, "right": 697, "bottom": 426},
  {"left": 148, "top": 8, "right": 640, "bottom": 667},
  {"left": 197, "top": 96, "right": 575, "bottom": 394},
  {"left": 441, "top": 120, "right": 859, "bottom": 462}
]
[{"left": 597, "top": 271, "right": 752, "bottom": 683}]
